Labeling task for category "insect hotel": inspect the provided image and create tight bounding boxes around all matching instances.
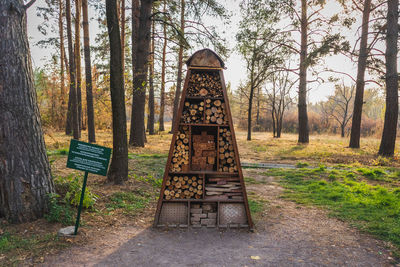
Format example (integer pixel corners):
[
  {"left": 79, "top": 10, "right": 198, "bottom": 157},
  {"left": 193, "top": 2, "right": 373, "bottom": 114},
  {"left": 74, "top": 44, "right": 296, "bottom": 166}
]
[{"left": 154, "top": 49, "right": 253, "bottom": 229}]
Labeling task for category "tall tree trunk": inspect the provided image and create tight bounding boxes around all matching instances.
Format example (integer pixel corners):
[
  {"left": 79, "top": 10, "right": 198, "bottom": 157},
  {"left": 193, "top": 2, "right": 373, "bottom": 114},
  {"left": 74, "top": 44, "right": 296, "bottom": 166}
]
[
  {"left": 349, "top": 0, "right": 371, "bottom": 148},
  {"left": 147, "top": 17, "right": 155, "bottom": 135},
  {"left": 247, "top": 85, "right": 255, "bottom": 141},
  {"left": 106, "top": 0, "right": 128, "bottom": 184},
  {"left": 171, "top": 0, "right": 185, "bottom": 133},
  {"left": 0, "top": 0, "right": 55, "bottom": 223},
  {"left": 298, "top": 0, "right": 309, "bottom": 143},
  {"left": 341, "top": 124, "right": 345, "bottom": 138},
  {"left": 159, "top": 0, "right": 167, "bottom": 132},
  {"left": 158, "top": 0, "right": 167, "bottom": 132},
  {"left": 82, "top": 0, "right": 96, "bottom": 143},
  {"left": 120, "top": 0, "right": 125, "bottom": 74},
  {"left": 130, "top": 0, "right": 139, "bottom": 143},
  {"left": 59, "top": 0, "right": 66, "bottom": 127},
  {"left": 131, "top": 0, "right": 139, "bottom": 75},
  {"left": 75, "top": 0, "right": 82, "bottom": 134},
  {"left": 277, "top": 114, "right": 282, "bottom": 138},
  {"left": 129, "top": 0, "right": 153, "bottom": 147},
  {"left": 256, "top": 86, "right": 260, "bottom": 125},
  {"left": 271, "top": 108, "right": 276, "bottom": 137},
  {"left": 378, "top": 0, "right": 398, "bottom": 156},
  {"left": 66, "top": 0, "right": 79, "bottom": 139}
]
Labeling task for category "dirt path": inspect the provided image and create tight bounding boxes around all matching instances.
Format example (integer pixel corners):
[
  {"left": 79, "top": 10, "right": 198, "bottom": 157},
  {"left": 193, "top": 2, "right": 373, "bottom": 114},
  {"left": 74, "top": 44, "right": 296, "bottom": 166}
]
[{"left": 41, "top": 169, "right": 395, "bottom": 267}]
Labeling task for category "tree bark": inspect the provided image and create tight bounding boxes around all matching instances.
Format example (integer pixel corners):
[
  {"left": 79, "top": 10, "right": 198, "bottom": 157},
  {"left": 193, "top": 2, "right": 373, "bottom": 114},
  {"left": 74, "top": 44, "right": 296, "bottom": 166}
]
[
  {"left": 298, "top": 0, "right": 309, "bottom": 143},
  {"left": 120, "top": 0, "right": 125, "bottom": 74},
  {"left": 0, "top": 0, "right": 55, "bottom": 223},
  {"left": 247, "top": 83, "right": 255, "bottom": 141},
  {"left": 159, "top": 0, "right": 167, "bottom": 132},
  {"left": 66, "top": 0, "right": 79, "bottom": 139},
  {"left": 59, "top": 0, "right": 66, "bottom": 127},
  {"left": 147, "top": 17, "right": 155, "bottom": 135},
  {"left": 82, "top": 0, "right": 96, "bottom": 143},
  {"left": 106, "top": 0, "right": 128, "bottom": 184},
  {"left": 349, "top": 0, "right": 371, "bottom": 148},
  {"left": 378, "top": 0, "right": 398, "bottom": 156},
  {"left": 129, "top": 0, "right": 152, "bottom": 147},
  {"left": 277, "top": 114, "right": 282, "bottom": 138},
  {"left": 271, "top": 108, "right": 276, "bottom": 137},
  {"left": 256, "top": 86, "right": 260, "bottom": 125},
  {"left": 171, "top": 0, "right": 185, "bottom": 133},
  {"left": 74, "top": 0, "right": 82, "bottom": 133}
]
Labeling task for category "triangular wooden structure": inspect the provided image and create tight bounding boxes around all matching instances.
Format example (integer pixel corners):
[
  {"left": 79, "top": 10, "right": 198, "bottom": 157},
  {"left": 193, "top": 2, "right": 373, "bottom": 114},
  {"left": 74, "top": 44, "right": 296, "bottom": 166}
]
[{"left": 154, "top": 49, "right": 253, "bottom": 229}]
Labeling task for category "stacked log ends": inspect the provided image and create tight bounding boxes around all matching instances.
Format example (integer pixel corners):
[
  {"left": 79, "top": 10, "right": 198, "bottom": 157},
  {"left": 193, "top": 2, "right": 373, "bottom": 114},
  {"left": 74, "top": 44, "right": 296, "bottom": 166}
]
[
  {"left": 170, "top": 126, "right": 189, "bottom": 172},
  {"left": 164, "top": 175, "right": 203, "bottom": 199},
  {"left": 218, "top": 128, "right": 237, "bottom": 173},
  {"left": 192, "top": 131, "right": 215, "bottom": 171},
  {"left": 204, "top": 99, "right": 227, "bottom": 125},
  {"left": 187, "top": 71, "right": 223, "bottom": 97},
  {"left": 182, "top": 101, "right": 204, "bottom": 123}
]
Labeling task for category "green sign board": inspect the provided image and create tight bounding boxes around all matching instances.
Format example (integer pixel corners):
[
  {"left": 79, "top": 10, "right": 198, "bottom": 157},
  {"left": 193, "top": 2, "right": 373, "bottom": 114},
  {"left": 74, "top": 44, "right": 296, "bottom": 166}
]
[{"left": 66, "top": 139, "right": 111, "bottom": 176}]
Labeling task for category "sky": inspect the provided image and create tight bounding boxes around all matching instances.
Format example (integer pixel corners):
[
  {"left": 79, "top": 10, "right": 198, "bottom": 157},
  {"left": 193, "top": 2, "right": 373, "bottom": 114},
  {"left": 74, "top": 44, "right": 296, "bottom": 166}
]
[{"left": 26, "top": 0, "right": 391, "bottom": 104}]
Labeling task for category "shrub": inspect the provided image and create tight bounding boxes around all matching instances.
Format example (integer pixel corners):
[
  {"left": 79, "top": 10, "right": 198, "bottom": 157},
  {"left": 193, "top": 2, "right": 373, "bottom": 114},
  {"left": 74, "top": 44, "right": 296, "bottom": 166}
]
[
  {"left": 45, "top": 193, "right": 74, "bottom": 225},
  {"left": 54, "top": 174, "right": 98, "bottom": 209}
]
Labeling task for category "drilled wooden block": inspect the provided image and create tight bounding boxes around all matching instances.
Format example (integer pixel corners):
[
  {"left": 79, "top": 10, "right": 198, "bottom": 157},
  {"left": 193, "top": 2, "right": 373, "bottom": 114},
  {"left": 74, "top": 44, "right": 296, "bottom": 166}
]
[
  {"left": 159, "top": 203, "right": 188, "bottom": 225},
  {"left": 219, "top": 203, "right": 247, "bottom": 225}
]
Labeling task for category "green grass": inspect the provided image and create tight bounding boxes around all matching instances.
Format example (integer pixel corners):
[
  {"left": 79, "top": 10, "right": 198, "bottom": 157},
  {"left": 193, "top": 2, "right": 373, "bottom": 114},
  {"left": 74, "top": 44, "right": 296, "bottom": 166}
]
[
  {"left": 106, "top": 191, "right": 152, "bottom": 216},
  {"left": 296, "top": 162, "right": 310, "bottom": 168},
  {"left": 46, "top": 148, "right": 69, "bottom": 156},
  {"left": 248, "top": 198, "right": 267, "bottom": 214},
  {"left": 128, "top": 153, "right": 167, "bottom": 179},
  {"left": 244, "top": 177, "right": 267, "bottom": 185},
  {"left": 0, "top": 231, "right": 66, "bottom": 265},
  {"left": 266, "top": 166, "right": 400, "bottom": 248}
]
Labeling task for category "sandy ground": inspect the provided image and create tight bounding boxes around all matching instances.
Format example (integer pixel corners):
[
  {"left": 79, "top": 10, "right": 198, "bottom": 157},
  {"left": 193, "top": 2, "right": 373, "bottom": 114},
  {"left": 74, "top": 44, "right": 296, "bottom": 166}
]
[{"left": 41, "top": 169, "right": 396, "bottom": 267}]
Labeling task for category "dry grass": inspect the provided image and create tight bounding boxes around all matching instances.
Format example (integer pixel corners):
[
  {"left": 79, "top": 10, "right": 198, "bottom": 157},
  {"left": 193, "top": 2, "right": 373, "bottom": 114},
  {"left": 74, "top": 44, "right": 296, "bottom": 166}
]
[
  {"left": 235, "top": 130, "right": 399, "bottom": 166},
  {"left": 45, "top": 123, "right": 397, "bottom": 167}
]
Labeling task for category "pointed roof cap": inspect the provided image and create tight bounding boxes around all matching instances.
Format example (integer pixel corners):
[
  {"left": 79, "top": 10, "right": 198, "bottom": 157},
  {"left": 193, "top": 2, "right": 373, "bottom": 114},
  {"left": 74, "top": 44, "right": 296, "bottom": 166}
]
[{"left": 186, "top": 48, "right": 225, "bottom": 69}]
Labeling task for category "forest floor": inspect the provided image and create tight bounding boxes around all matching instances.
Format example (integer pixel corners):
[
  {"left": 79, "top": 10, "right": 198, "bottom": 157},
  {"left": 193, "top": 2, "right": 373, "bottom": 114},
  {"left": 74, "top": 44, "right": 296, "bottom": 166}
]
[{"left": 1, "top": 128, "right": 400, "bottom": 266}]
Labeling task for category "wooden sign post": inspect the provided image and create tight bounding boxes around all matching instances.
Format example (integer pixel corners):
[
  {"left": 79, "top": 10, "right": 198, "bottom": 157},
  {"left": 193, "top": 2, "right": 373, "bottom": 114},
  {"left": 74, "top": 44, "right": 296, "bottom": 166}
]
[
  {"left": 154, "top": 49, "right": 253, "bottom": 229},
  {"left": 66, "top": 139, "right": 111, "bottom": 235}
]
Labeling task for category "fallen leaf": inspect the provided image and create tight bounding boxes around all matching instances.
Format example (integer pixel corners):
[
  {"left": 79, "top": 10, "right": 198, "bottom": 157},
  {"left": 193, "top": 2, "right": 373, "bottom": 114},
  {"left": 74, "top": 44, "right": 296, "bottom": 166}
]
[{"left": 250, "top": 256, "right": 260, "bottom": 260}]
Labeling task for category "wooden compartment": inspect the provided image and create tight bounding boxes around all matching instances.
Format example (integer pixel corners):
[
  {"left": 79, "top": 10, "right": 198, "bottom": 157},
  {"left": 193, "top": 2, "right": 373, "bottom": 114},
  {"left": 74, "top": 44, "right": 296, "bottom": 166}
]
[
  {"left": 191, "top": 127, "right": 217, "bottom": 171},
  {"left": 181, "top": 99, "right": 204, "bottom": 124},
  {"left": 154, "top": 49, "right": 253, "bottom": 229},
  {"left": 190, "top": 202, "right": 217, "bottom": 227},
  {"left": 204, "top": 174, "right": 242, "bottom": 201},
  {"left": 164, "top": 175, "right": 203, "bottom": 200},
  {"left": 169, "top": 126, "right": 190, "bottom": 173},
  {"left": 187, "top": 70, "right": 223, "bottom": 97}
]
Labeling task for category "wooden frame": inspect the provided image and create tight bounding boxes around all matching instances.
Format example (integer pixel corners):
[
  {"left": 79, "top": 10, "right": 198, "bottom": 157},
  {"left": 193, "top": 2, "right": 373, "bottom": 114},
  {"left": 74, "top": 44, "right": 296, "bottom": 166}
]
[{"left": 154, "top": 49, "right": 253, "bottom": 229}]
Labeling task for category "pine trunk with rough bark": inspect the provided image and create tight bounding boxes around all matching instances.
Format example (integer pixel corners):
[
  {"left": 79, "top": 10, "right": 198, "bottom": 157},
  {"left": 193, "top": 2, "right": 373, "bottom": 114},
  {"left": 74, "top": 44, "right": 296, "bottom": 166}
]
[
  {"left": 298, "top": 0, "right": 309, "bottom": 143},
  {"left": 106, "top": 0, "right": 128, "bottom": 184},
  {"left": 147, "top": 18, "right": 155, "bottom": 135},
  {"left": 66, "top": 0, "right": 79, "bottom": 139},
  {"left": 349, "top": 0, "right": 371, "bottom": 148},
  {"left": 75, "top": 0, "right": 82, "bottom": 133},
  {"left": 120, "top": 0, "right": 125, "bottom": 74},
  {"left": 129, "top": 0, "right": 152, "bottom": 147},
  {"left": 59, "top": 0, "right": 66, "bottom": 127},
  {"left": 0, "top": 0, "right": 55, "bottom": 223},
  {"left": 378, "top": 0, "right": 398, "bottom": 156},
  {"left": 171, "top": 0, "right": 185, "bottom": 133},
  {"left": 82, "top": 0, "right": 95, "bottom": 143},
  {"left": 159, "top": 1, "right": 167, "bottom": 132}
]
